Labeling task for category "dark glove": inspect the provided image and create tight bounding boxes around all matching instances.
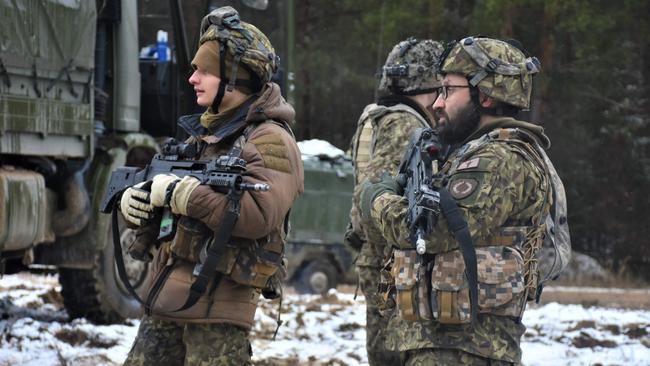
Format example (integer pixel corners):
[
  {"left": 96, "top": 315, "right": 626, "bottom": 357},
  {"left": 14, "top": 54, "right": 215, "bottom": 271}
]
[
  {"left": 359, "top": 173, "right": 400, "bottom": 219},
  {"left": 343, "top": 222, "right": 364, "bottom": 252}
]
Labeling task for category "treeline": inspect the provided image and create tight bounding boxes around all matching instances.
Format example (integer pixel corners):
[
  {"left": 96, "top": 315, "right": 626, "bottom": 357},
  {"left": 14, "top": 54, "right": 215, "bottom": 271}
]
[{"left": 283, "top": 0, "right": 650, "bottom": 279}]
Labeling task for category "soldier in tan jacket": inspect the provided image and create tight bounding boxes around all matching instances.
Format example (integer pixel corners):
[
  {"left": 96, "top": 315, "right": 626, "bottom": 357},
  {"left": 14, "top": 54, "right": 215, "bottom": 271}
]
[{"left": 119, "top": 7, "right": 303, "bottom": 365}]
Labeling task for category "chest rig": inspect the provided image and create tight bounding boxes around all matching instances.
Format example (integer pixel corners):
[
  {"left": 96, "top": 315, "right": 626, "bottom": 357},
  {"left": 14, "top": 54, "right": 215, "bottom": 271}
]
[{"left": 444, "top": 127, "right": 570, "bottom": 301}]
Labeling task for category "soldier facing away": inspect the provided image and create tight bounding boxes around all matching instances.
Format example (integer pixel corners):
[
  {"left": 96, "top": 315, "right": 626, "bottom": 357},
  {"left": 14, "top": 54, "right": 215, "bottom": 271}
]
[
  {"left": 360, "top": 37, "right": 570, "bottom": 365},
  {"left": 119, "top": 7, "right": 303, "bottom": 365},
  {"left": 345, "top": 38, "right": 444, "bottom": 365}
]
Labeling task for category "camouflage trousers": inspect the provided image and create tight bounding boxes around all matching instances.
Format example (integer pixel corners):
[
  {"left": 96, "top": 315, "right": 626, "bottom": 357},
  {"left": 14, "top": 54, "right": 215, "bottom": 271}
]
[
  {"left": 123, "top": 316, "right": 252, "bottom": 366},
  {"left": 358, "top": 265, "right": 404, "bottom": 366},
  {"left": 405, "top": 348, "right": 517, "bottom": 366}
]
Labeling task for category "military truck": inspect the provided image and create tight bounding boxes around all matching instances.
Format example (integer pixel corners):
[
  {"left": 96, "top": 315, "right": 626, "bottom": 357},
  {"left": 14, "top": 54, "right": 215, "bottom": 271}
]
[{"left": 287, "top": 151, "right": 356, "bottom": 294}]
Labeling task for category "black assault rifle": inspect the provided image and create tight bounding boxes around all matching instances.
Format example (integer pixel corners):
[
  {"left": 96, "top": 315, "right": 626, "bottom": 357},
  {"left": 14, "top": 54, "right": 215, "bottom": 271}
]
[
  {"left": 100, "top": 139, "right": 269, "bottom": 222},
  {"left": 396, "top": 128, "right": 444, "bottom": 255}
]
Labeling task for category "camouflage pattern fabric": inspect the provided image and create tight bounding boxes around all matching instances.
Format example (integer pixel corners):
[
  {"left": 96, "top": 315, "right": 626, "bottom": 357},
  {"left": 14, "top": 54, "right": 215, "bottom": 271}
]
[
  {"left": 384, "top": 311, "right": 526, "bottom": 363},
  {"left": 350, "top": 105, "right": 432, "bottom": 364},
  {"left": 358, "top": 266, "right": 403, "bottom": 366},
  {"left": 379, "top": 38, "right": 444, "bottom": 95},
  {"left": 405, "top": 348, "right": 516, "bottom": 366},
  {"left": 441, "top": 37, "right": 539, "bottom": 109},
  {"left": 199, "top": 6, "right": 278, "bottom": 83},
  {"left": 353, "top": 108, "right": 432, "bottom": 267},
  {"left": 369, "top": 118, "right": 551, "bottom": 363},
  {"left": 124, "top": 316, "right": 252, "bottom": 366}
]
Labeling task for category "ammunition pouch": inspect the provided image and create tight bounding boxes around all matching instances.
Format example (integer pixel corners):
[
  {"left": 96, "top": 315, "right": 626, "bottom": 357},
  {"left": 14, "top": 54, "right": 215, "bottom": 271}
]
[
  {"left": 168, "top": 215, "right": 284, "bottom": 290},
  {"left": 389, "top": 246, "right": 527, "bottom": 323},
  {"left": 229, "top": 232, "right": 284, "bottom": 289}
]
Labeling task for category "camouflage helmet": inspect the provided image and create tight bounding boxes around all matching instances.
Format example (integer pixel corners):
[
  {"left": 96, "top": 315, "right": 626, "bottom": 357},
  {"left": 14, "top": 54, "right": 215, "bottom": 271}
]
[
  {"left": 198, "top": 6, "right": 278, "bottom": 90},
  {"left": 440, "top": 36, "right": 541, "bottom": 109},
  {"left": 379, "top": 38, "right": 444, "bottom": 95}
]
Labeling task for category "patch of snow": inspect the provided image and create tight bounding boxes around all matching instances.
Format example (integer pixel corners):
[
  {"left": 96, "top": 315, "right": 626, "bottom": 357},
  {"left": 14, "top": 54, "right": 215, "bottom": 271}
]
[
  {"left": 2, "top": 274, "right": 649, "bottom": 366},
  {"left": 297, "top": 139, "right": 346, "bottom": 160}
]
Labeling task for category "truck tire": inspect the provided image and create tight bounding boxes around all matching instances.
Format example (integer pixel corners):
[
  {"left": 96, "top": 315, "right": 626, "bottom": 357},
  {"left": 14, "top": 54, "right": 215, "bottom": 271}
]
[
  {"left": 296, "top": 260, "right": 338, "bottom": 294},
  {"left": 59, "top": 221, "right": 151, "bottom": 324}
]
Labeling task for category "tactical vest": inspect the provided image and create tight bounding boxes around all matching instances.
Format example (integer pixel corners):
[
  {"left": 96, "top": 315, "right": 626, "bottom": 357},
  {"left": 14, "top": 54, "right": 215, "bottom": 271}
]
[{"left": 391, "top": 127, "right": 571, "bottom": 323}]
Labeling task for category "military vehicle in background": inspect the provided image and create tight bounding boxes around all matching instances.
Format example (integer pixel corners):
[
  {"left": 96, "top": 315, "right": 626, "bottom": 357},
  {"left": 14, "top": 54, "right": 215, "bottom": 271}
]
[
  {"left": 0, "top": 0, "right": 354, "bottom": 321},
  {"left": 287, "top": 147, "right": 356, "bottom": 294}
]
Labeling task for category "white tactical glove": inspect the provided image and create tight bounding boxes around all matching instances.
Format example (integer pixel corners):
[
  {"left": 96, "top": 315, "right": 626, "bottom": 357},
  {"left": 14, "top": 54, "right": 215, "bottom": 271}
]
[
  {"left": 149, "top": 174, "right": 181, "bottom": 207},
  {"left": 120, "top": 181, "right": 154, "bottom": 227},
  {"left": 170, "top": 175, "right": 201, "bottom": 215}
]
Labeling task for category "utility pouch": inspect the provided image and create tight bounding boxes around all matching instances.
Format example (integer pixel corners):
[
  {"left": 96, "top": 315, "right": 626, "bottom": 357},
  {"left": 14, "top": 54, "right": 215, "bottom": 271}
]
[
  {"left": 430, "top": 246, "right": 527, "bottom": 324},
  {"left": 262, "top": 256, "right": 287, "bottom": 300},
  {"left": 229, "top": 233, "right": 283, "bottom": 289},
  {"left": 392, "top": 249, "right": 432, "bottom": 321},
  {"left": 170, "top": 216, "right": 212, "bottom": 263}
]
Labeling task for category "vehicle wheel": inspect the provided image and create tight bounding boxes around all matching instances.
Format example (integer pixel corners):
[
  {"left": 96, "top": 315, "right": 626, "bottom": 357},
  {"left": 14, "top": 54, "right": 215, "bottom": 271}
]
[
  {"left": 296, "top": 260, "right": 338, "bottom": 294},
  {"left": 59, "top": 217, "right": 151, "bottom": 324}
]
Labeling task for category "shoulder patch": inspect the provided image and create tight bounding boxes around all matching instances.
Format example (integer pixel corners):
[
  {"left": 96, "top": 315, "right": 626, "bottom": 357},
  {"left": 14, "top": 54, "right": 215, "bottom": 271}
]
[
  {"left": 449, "top": 178, "right": 478, "bottom": 200},
  {"left": 250, "top": 133, "right": 291, "bottom": 173},
  {"left": 457, "top": 157, "right": 481, "bottom": 171}
]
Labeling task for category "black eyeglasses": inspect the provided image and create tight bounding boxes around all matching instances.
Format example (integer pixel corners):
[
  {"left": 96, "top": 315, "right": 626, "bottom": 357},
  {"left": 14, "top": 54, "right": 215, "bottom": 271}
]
[{"left": 438, "top": 85, "right": 471, "bottom": 100}]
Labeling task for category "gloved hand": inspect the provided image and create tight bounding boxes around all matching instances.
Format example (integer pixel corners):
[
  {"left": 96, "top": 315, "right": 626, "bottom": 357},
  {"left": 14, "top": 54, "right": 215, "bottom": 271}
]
[
  {"left": 149, "top": 174, "right": 181, "bottom": 207},
  {"left": 169, "top": 175, "right": 201, "bottom": 215},
  {"left": 359, "top": 173, "right": 401, "bottom": 219},
  {"left": 120, "top": 181, "right": 154, "bottom": 227}
]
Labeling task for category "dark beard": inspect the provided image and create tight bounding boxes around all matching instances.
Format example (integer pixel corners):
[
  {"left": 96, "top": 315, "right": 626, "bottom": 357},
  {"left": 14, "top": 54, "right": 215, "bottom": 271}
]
[{"left": 436, "top": 102, "right": 481, "bottom": 145}]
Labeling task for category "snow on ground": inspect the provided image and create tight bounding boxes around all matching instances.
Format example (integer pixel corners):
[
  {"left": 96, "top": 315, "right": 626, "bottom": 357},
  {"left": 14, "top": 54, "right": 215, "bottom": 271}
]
[
  {"left": 1, "top": 273, "right": 649, "bottom": 366},
  {"left": 297, "top": 139, "right": 346, "bottom": 160}
]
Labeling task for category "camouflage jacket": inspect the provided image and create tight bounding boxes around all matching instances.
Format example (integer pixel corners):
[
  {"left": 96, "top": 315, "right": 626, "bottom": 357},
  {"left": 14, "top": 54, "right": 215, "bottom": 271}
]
[
  {"left": 350, "top": 96, "right": 433, "bottom": 267},
  {"left": 372, "top": 117, "right": 552, "bottom": 362}
]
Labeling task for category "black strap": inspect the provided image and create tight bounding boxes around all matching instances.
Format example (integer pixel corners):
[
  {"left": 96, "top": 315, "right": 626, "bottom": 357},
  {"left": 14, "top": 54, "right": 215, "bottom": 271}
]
[
  {"left": 438, "top": 187, "right": 479, "bottom": 325},
  {"left": 172, "top": 190, "right": 241, "bottom": 312},
  {"left": 211, "top": 45, "right": 228, "bottom": 113},
  {"left": 111, "top": 204, "right": 147, "bottom": 306}
]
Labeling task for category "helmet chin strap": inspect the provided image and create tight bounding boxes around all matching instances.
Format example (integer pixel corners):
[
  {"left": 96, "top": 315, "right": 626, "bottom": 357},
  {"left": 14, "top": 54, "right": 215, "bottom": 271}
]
[{"left": 211, "top": 44, "right": 228, "bottom": 113}]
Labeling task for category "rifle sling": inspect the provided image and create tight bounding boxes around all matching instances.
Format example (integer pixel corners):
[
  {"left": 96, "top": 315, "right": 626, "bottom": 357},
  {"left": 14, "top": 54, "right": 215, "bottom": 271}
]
[
  {"left": 171, "top": 123, "right": 258, "bottom": 312},
  {"left": 172, "top": 191, "right": 240, "bottom": 312},
  {"left": 438, "top": 187, "right": 479, "bottom": 325},
  {"left": 112, "top": 205, "right": 148, "bottom": 307}
]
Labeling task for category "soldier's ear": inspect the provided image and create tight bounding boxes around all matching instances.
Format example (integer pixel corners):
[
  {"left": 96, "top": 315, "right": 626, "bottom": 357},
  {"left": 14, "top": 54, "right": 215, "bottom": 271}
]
[{"left": 479, "top": 93, "right": 497, "bottom": 108}]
